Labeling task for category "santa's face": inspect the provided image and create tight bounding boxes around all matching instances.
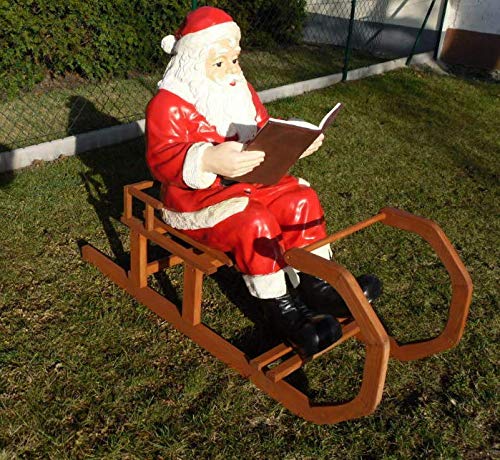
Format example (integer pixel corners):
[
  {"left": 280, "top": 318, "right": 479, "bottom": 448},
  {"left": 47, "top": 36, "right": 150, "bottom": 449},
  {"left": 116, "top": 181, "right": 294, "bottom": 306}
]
[
  {"left": 205, "top": 39, "right": 243, "bottom": 87},
  {"left": 157, "top": 32, "right": 258, "bottom": 142}
]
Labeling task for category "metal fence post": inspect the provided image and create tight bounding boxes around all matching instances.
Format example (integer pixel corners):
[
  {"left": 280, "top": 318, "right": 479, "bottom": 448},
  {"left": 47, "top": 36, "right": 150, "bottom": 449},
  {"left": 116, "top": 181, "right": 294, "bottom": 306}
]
[
  {"left": 406, "top": 0, "right": 436, "bottom": 65},
  {"left": 192, "top": 0, "right": 198, "bottom": 10},
  {"left": 342, "top": 0, "right": 357, "bottom": 82},
  {"left": 434, "top": 0, "right": 449, "bottom": 60}
]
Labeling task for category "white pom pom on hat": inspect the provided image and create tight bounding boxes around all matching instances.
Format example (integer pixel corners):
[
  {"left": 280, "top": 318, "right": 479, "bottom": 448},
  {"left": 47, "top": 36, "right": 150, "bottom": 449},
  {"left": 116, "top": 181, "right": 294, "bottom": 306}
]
[{"left": 161, "top": 35, "right": 177, "bottom": 54}]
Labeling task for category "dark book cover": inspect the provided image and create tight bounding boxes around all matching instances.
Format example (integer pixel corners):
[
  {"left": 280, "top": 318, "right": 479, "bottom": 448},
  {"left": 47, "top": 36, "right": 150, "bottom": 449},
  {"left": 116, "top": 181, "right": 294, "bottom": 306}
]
[{"left": 231, "top": 103, "right": 343, "bottom": 185}]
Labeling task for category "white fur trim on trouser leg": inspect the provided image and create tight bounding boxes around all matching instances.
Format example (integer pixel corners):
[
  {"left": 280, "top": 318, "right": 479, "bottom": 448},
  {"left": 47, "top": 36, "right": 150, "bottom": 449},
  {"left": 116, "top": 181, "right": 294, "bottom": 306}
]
[
  {"left": 161, "top": 197, "right": 249, "bottom": 230},
  {"left": 182, "top": 142, "right": 217, "bottom": 189},
  {"left": 242, "top": 270, "right": 287, "bottom": 299},
  {"left": 285, "top": 244, "right": 333, "bottom": 287},
  {"left": 311, "top": 244, "right": 332, "bottom": 260},
  {"left": 283, "top": 266, "right": 300, "bottom": 288}
]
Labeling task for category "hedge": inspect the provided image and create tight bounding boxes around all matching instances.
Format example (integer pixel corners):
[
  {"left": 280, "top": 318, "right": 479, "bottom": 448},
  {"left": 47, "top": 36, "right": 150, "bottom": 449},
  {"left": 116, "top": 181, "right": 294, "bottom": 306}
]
[{"left": 0, "top": 0, "right": 306, "bottom": 97}]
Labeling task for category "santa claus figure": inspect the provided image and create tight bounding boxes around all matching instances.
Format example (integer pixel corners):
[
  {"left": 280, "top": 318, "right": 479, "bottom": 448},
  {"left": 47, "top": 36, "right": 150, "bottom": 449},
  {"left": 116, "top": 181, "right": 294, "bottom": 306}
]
[{"left": 146, "top": 7, "right": 381, "bottom": 359}]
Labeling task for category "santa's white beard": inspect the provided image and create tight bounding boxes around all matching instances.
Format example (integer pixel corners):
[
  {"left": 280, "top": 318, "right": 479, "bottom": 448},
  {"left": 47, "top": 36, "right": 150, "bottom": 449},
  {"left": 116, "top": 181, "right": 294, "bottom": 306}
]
[
  {"left": 158, "top": 55, "right": 258, "bottom": 143},
  {"left": 190, "top": 76, "right": 258, "bottom": 143}
]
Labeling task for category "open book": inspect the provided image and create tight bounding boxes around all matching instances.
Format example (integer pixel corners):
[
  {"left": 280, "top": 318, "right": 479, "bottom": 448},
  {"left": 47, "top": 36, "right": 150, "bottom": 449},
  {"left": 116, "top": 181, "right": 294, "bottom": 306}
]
[{"left": 229, "top": 102, "right": 343, "bottom": 185}]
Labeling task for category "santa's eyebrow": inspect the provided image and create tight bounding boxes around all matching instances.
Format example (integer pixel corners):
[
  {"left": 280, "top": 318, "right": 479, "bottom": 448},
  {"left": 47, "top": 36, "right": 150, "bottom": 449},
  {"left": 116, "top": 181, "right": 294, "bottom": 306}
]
[
  {"left": 212, "top": 48, "right": 230, "bottom": 57},
  {"left": 211, "top": 46, "right": 241, "bottom": 58}
]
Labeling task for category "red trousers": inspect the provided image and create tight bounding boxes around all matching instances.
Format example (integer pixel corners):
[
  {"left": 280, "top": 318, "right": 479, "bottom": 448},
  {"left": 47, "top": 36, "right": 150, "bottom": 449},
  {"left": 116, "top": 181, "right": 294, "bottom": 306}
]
[{"left": 182, "top": 177, "right": 327, "bottom": 275}]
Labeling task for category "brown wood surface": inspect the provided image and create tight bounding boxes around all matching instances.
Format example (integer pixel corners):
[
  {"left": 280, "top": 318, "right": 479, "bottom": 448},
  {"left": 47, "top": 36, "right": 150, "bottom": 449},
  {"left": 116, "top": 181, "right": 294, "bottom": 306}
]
[
  {"left": 305, "top": 212, "right": 387, "bottom": 252},
  {"left": 146, "top": 255, "right": 184, "bottom": 275},
  {"left": 182, "top": 265, "right": 203, "bottom": 326},
  {"left": 129, "top": 230, "right": 147, "bottom": 288},
  {"left": 267, "top": 322, "right": 361, "bottom": 383},
  {"left": 250, "top": 343, "right": 293, "bottom": 371}
]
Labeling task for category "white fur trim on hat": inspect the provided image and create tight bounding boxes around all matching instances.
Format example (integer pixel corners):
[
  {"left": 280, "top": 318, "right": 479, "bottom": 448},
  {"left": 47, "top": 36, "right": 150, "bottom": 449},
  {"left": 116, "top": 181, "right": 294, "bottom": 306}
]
[
  {"left": 161, "top": 197, "right": 249, "bottom": 230},
  {"left": 161, "top": 35, "right": 177, "bottom": 54},
  {"left": 175, "top": 21, "right": 240, "bottom": 55},
  {"left": 242, "top": 270, "right": 287, "bottom": 299},
  {"left": 183, "top": 142, "right": 217, "bottom": 189}
]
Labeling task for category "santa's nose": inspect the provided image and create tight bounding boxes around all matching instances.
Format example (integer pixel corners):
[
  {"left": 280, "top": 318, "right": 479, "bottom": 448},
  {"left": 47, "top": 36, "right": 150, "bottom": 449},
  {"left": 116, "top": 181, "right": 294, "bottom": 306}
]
[{"left": 229, "top": 62, "right": 240, "bottom": 73}]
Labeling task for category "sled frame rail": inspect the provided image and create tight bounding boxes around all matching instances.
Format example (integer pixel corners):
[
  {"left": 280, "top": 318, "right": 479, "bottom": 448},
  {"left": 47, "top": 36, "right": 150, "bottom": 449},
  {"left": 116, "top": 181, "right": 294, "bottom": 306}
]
[{"left": 81, "top": 180, "right": 472, "bottom": 424}]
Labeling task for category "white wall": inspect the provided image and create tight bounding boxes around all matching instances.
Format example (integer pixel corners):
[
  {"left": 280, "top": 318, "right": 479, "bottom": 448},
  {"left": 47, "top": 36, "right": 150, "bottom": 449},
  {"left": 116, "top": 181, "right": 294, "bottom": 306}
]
[
  {"left": 306, "top": 0, "right": 500, "bottom": 33},
  {"left": 384, "top": 0, "right": 442, "bottom": 29},
  {"left": 306, "top": 0, "right": 443, "bottom": 29},
  {"left": 445, "top": 0, "right": 500, "bottom": 35}
]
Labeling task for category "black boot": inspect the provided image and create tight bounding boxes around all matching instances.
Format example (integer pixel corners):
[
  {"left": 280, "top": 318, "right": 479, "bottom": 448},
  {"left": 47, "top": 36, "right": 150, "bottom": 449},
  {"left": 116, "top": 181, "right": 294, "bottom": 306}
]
[
  {"left": 298, "top": 273, "right": 383, "bottom": 318},
  {"left": 261, "top": 291, "right": 342, "bottom": 361}
]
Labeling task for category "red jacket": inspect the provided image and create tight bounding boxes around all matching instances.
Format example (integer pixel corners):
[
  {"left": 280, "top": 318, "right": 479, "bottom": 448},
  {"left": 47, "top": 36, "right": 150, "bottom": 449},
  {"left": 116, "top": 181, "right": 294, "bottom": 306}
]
[{"left": 146, "top": 84, "right": 270, "bottom": 214}]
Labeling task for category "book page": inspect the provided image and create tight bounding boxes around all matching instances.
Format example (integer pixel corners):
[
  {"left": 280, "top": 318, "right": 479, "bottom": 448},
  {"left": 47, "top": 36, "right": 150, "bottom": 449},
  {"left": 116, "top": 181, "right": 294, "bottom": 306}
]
[
  {"left": 266, "top": 102, "right": 342, "bottom": 132},
  {"left": 319, "top": 102, "right": 342, "bottom": 130},
  {"left": 267, "top": 117, "right": 319, "bottom": 131}
]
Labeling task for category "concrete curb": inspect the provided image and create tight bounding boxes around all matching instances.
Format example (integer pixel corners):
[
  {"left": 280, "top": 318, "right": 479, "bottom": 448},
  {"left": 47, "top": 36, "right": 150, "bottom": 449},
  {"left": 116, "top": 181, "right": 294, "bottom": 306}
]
[
  {"left": 0, "top": 120, "right": 146, "bottom": 173},
  {"left": 0, "top": 52, "right": 433, "bottom": 173},
  {"left": 259, "top": 51, "right": 433, "bottom": 102}
]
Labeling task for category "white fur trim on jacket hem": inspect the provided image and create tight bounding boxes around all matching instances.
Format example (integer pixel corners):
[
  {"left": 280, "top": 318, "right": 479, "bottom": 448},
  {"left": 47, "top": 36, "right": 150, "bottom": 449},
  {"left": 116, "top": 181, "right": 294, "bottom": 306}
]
[
  {"left": 183, "top": 142, "right": 217, "bottom": 189},
  {"left": 161, "top": 197, "right": 249, "bottom": 230},
  {"left": 243, "top": 270, "right": 287, "bottom": 299}
]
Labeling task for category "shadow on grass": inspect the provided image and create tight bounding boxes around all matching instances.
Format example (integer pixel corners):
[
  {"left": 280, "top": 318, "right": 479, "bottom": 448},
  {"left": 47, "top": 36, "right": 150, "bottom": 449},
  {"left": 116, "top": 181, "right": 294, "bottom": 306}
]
[
  {"left": 73, "top": 96, "right": 149, "bottom": 266},
  {"left": 0, "top": 143, "right": 14, "bottom": 187}
]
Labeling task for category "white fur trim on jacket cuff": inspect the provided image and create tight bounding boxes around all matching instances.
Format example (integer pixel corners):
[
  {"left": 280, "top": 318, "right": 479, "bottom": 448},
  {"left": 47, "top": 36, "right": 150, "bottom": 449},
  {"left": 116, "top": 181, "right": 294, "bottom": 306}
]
[
  {"left": 183, "top": 142, "right": 217, "bottom": 189},
  {"left": 242, "top": 270, "right": 287, "bottom": 299}
]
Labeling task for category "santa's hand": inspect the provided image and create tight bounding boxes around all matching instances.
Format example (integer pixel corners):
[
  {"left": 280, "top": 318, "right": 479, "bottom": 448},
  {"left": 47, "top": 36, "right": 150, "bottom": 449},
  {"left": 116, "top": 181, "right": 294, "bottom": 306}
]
[
  {"left": 300, "top": 133, "right": 324, "bottom": 159},
  {"left": 201, "top": 141, "right": 265, "bottom": 178}
]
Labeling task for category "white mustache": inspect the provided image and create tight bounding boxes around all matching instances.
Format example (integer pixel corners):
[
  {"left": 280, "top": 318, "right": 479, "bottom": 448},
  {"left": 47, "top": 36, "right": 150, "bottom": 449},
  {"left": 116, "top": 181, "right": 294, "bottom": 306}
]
[{"left": 214, "top": 73, "right": 245, "bottom": 86}]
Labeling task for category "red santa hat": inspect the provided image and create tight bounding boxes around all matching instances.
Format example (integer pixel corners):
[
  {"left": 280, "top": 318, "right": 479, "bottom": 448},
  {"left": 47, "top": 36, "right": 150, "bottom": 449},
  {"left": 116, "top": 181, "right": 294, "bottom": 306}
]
[{"left": 161, "top": 7, "right": 240, "bottom": 55}]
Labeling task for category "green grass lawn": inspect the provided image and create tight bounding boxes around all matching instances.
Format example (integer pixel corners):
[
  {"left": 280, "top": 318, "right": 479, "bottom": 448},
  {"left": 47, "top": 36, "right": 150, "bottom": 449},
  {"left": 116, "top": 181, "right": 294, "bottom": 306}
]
[{"left": 1, "top": 67, "right": 499, "bottom": 458}]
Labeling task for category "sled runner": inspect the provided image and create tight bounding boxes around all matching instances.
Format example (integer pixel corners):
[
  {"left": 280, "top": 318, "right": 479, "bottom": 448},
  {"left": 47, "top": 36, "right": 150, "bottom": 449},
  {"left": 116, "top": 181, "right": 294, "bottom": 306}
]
[{"left": 81, "top": 180, "right": 472, "bottom": 424}]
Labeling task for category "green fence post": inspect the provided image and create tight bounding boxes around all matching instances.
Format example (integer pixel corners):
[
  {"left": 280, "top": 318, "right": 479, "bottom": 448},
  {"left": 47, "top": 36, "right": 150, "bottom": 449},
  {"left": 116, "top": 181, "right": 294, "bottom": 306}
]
[
  {"left": 192, "top": 0, "right": 198, "bottom": 10},
  {"left": 406, "top": 0, "right": 436, "bottom": 65},
  {"left": 342, "top": 0, "right": 357, "bottom": 82},
  {"left": 434, "top": 0, "right": 449, "bottom": 60}
]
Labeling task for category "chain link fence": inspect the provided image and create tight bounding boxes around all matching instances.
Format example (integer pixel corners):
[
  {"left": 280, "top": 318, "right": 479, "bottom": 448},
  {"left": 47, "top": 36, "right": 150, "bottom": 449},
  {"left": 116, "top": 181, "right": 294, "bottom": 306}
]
[{"left": 0, "top": 0, "right": 442, "bottom": 155}]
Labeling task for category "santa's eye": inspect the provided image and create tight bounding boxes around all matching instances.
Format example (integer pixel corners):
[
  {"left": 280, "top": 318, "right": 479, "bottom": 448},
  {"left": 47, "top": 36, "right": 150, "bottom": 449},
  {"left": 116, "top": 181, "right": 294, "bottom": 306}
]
[{"left": 215, "top": 62, "right": 223, "bottom": 68}]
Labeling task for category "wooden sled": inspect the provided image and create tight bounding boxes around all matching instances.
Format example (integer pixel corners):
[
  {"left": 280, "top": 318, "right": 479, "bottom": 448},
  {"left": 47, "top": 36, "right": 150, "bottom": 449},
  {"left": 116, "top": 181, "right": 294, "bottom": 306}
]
[{"left": 81, "top": 180, "right": 472, "bottom": 424}]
